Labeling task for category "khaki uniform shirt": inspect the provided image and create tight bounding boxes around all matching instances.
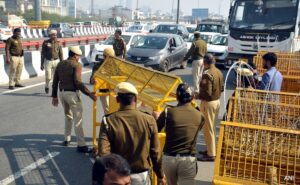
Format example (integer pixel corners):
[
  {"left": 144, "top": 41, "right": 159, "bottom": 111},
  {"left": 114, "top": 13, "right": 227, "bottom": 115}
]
[
  {"left": 5, "top": 36, "right": 23, "bottom": 56},
  {"left": 41, "top": 39, "right": 63, "bottom": 61},
  {"left": 51, "top": 57, "right": 90, "bottom": 98},
  {"left": 157, "top": 103, "right": 205, "bottom": 155},
  {"left": 199, "top": 65, "right": 224, "bottom": 101},
  {"left": 113, "top": 37, "right": 126, "bottom": 58},
  {"left": 184, "top": 38, "right": 207, "bottom": 60},
  {"left": 98, "top": 105, "right": 164, "bottom": 178}
]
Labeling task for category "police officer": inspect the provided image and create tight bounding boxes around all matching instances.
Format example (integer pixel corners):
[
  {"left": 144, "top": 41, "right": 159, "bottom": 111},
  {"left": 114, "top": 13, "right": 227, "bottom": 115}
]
[
  {"left": 183, "top": 31, "right": 207, "bottom": 95},
  {"left": 5, "top": 28, "right": 25, "bottom": 90},
  {"left": 51, "top": 46, "right": 97, "bottom": 153},
  {"left": 156, "top": 83, "right": 205, "bottom": 185},
  {"left": 198, "top": 54, "right": 224, "bottom": 161},
  {"left": 90, "top": 48, "right": 115, "bottom": 115},
  {"left": 113, "top": 29, "right": 126, "bottom": 58},
  {"left": 41, "top": 30, "right": 63, "bottom": 94},
  {"left": 98, "top": 82, "right": 166, "bottom": 185}
]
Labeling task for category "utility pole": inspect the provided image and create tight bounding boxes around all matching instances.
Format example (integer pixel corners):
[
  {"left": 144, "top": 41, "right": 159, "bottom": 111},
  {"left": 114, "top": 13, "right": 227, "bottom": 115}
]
[
  {"left": 35, "top": 0, "right": 41, "bottom": 21},
  {"left": 135, "top": 0, "right": 139, "bottom": 20},
  {"left": 176, "top": 0, "right": 180, "bottom": 24},
  {"left": 91, "top": 0, "right": 94, "bottom": 16}
]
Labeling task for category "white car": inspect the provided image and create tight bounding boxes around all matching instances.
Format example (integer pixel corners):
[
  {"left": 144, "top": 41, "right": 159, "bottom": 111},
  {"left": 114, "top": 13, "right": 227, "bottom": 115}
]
[
  {"left": 207, "top": 34, "right": 228, "bottom": 67},
  {"left": 0, "top": 23, "right": 12, "bottom": 41},
  {"left": 127, "top": 24, "right": 152, "bottom": 33},
  {"left": 89, "top": 32, "right": 143, "bottom": 62},
  {"left": 186, "top": 32, "right": 221, "bottom": 49}
]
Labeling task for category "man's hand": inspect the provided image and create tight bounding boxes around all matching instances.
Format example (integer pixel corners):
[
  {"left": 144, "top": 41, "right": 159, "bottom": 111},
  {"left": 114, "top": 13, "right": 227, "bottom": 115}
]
[
  {"left": 152, "top": 111, "right": 161, "bottom": 120},
  {"left": 158, "top": 176, "right": 167, "bottom": 185},
  {"left": 89, "top": 92, "right": 97, "bottom": 101},
  {"left": 52, "top": 97, "right": 59, "bottom": 107},
  {"left": 5, "top": 58, "right": 10, "bottom": 64},
  {"left": 40, "top": 65, "right": 44, "bottom": 71}
]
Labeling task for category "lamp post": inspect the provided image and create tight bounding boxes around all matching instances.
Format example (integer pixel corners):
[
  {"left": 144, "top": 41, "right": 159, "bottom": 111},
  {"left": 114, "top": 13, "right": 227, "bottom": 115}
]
[
  {"left": 35, "top": 0, "right": 41, "bottom": 21},
  {"left": 176, "top": 0, "right": 180, "bottom": 24}
]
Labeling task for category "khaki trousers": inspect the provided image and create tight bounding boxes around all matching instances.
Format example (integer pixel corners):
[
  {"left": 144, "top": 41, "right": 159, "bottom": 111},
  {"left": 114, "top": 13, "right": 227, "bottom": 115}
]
[
  {"left": 59, "top": 91, "right": 86, "bottom": 146},
  {"left": 130, "top": 171, "right": 151, "bottom": 185},
  {"left": 9, "top": 56, "right": 24, "bottom": 86},
  {"left": 200, "top": 99, "right": 220, "bottom": 157},
  {"left": 162, "top": 155, "right": 197, "bottom": 185},
  {"left": 192, "top": 59, "right": 204, "bottom": 93},
  {"left": 44, "top": 59, "right": 59, "bottom": 88}
]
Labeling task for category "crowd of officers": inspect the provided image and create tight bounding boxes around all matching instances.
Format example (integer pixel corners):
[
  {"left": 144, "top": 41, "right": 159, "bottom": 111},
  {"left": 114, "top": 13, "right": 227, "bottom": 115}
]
[{"left": 5, "top": 28, "right": 281, "bottom": 185}]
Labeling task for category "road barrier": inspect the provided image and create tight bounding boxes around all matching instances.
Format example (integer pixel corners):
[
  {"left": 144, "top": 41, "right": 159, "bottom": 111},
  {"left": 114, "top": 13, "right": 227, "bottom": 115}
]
[
  {"left": 214, "top": 88, "right": 300, "bottom": 185},
  {"left": 253, "top": 51, "right": 300, "bottom": 93}
]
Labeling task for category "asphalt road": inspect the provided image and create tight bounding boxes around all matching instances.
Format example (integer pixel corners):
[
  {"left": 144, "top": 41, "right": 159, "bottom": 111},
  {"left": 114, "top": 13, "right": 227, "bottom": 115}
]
[{"left": 0, "top": 63, "right": 235, "bottom": 185}]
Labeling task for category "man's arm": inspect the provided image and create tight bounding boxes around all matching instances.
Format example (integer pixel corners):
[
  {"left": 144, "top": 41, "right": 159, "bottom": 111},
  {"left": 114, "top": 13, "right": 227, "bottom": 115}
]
[
  {"left": 59, "top": 45, "right": 63, "bottom": 61},
  {"left": 98, "top": 117, "right": 111, "bottom": 156},
  {"left": 199, "top": 74, "right": 213, "bottom": 100},
  {"left": 41, "top": 41, "right": 46, "bottom": 70},
  {"left": 149, "top": 118, "right": 164, "bottom": 179},
  {"left": 156, "top": 110, "right": 166, "bottom": 132},
  {"left": 74, "top": 64, "right": 97, "bottom": 101},
  {"left": 5, "top": 38, "right": 11, "bottom": 64},
  {"left": 51, "top": 66, "right": 59, "bottom": 98},
  {"left": 257, "top": 73, "right": 270, "bottom": 90},
  {"left": 183, "top": 42, "right": 195, "bottom": 61},
  {"left": 122, "top": 39, "right": 127, "bottom": 58}
]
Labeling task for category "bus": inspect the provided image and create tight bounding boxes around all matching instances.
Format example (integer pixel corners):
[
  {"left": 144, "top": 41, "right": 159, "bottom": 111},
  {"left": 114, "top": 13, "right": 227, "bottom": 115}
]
[{"left": 226, "top": 0, "right": 300, "bottom": 66}]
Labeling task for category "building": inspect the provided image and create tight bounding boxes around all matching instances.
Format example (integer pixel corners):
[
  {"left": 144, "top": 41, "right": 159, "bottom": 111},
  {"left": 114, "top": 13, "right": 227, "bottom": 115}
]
[
  {"left": 67, "top": 0, "right": 76, "bottom": 18},
  {"left": 0, "top": 0, "right": 5, "bottom": 12},
  {"left": 192, "top": 8, "right": 209, "bottom": 20},
  {"left": 100, "top": 6, "right": 133, "bottom": 21},
  {"left": 119, "top": 0, "right": 132, "bottom": 9},
  {"left": 40, "top": 0, "right": 68, "bottom": 16},
  {"left": 5, "top": 0, "right": 34, "bottom": 13}
]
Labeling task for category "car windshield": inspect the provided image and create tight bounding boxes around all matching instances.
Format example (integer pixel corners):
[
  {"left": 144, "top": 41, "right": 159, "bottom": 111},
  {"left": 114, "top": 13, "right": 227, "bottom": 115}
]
[
  {"left": 50, "top": 24, "right": 60, "bottom": 28},
  {"left": 230, "top": 0, "right": 298, "bottom": 30},
  {"left": 153, "top": 25, "right": 178, "bottom": 34},
  {"left": 0, "top": 23, "right": 7, "bottom": 28},
  {"left": 102, "top": 35, "right": 131, "bottom": 45},
  {"left": 211, "top": 36, "right": 228, "bottom": 45},
  {"left": 187, "top": 27, "right": 195, "bottom": 33},
  {"left": 196, "top": 24, "right": 222, "bottom": 33},
  {"left": 128, "top": 25, "right": 143, "bottom": 31},
  {"left": 132, "top": 36, "right": 168, "bottom": 49}
]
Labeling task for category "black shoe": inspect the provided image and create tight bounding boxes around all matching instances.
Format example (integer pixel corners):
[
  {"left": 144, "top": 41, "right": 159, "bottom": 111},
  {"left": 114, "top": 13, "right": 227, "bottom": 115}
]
[
  {"left": 8, "top": 86, "right": 14, "bottom": 90},
  {"left": 62, "top": 140, "right": 71, "bottom": 146},
  {"left": 15, "top": 84, "right": 25, "bottom": 87},
  {"left": 77, "top": 146, "right": 92, "bottom": 153},
  {"left": 45, "top": 88, "right": 49, "bottom": 94}
]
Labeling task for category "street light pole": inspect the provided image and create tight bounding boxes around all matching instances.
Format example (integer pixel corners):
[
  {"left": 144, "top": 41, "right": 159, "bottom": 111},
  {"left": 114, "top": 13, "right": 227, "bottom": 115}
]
[
  {"left": 176, "top": 0, "right": 180, "bottom": 24},
  {"left": 35, "top": 0, "right": 41, "bottom": 21}
]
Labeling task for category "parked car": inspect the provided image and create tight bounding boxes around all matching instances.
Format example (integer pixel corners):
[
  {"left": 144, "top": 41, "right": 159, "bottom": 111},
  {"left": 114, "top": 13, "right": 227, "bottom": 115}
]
[
  {"left": 89, "top": 32, "right": 142, "bottom": 63},
  {"left": 126, "top": 33, "right": 188, "bottom": 72},
  {"left": 207, "top": 34, "right": 228, "bottom": 67},
  {"left": 47, "top": 23, "right": 75, "bottom": 38},
  {"left": 0, "top": 23, "right": 12, "bottom": 41},
  {"left": 186, "top": 32, "right": 221, "bottom": 49},
  {"left": 151, "top": 24, "right": 189, "bottom": 40},
  {"left": 127, "top": 24, "right": 151, "bottom": 33}
]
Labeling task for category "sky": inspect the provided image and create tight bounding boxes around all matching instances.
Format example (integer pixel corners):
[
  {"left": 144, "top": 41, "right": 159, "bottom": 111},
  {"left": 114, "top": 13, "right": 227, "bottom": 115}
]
[{"left": 78, "top": 0, "right": 231, "bottom": 17}]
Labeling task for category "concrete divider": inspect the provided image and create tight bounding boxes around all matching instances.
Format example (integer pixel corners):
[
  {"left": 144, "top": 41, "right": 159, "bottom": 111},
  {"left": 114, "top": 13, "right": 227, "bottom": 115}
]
[
  {"left": 26, "top": 28, "right": 33, "bottom": 39},
  {"left": 0, "top": 44, "right": 94, "bottom": 85},
  {"left": 21, "top": 28, "right": 27, "bottom": 39}
]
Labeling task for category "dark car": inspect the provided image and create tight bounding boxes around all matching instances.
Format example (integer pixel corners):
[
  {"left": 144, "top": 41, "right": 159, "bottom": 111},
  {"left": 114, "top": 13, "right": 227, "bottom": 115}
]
[
  {"left": 151, "top": 24, "right": 189, "bottom": 40},
  {"left": 47, "top": 23, "right": 75, "bottom": 38},
  {"left": 126, "top": 34, "right": 188, "bottom": 72}
]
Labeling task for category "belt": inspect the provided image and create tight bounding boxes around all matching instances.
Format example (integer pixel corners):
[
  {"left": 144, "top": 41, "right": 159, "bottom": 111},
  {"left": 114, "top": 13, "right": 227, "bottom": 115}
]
[
  {"left": 46, "top": 58, "right": 59, "bottom": 60},
  {"left": 60, "top": 89, "right": 77, "bottom": 92},
  {"left": 131, "top": 169, "right": 149, "bottom": 174},
  {"left": 11, "top": 54, "right": 23, "bottom": 57},
  {"left": 165, "top": 153, "right": 195, "bottom": 157}
]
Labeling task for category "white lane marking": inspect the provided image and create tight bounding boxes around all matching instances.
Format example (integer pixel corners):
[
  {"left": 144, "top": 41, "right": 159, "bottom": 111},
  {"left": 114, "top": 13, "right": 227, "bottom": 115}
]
[
  {"left": 0, "top": 152, "right": 60, "bottom": 185},
  {"left": 0, "top": 70, "right": 92, "bottom": 96},
  {"left": 47, "top": 150, "right": 70, "bottom": 185}
]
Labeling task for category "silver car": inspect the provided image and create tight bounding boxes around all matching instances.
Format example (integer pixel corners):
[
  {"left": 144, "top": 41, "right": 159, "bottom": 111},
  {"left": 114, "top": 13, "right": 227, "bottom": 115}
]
[
  {"left": 47, "top": 23, "right": 75, "bottom": 38},
  {"left": 126, "top": 33, "right": 188, "bottom": 72}
]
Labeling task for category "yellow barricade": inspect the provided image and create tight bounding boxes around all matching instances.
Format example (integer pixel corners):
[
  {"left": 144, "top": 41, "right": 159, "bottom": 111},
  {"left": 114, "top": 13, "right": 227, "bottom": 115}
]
[{"left": 92, "top": 56, "right": 179, "bottom": 184}]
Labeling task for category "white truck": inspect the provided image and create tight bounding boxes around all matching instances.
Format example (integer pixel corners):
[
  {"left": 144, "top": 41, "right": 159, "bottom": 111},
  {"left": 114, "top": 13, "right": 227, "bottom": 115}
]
[
  {"left": 0, "top": 15, "right": 28, "bottom": 27},
  {"left": 226, "top": 0, "right": 300, "bottom": 66}
]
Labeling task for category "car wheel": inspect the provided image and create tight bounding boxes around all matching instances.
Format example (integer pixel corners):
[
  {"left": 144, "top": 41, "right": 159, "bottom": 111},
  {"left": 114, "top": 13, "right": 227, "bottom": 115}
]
[{"left": 160, "top": 60, "right": 169, "bottom": 72}]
